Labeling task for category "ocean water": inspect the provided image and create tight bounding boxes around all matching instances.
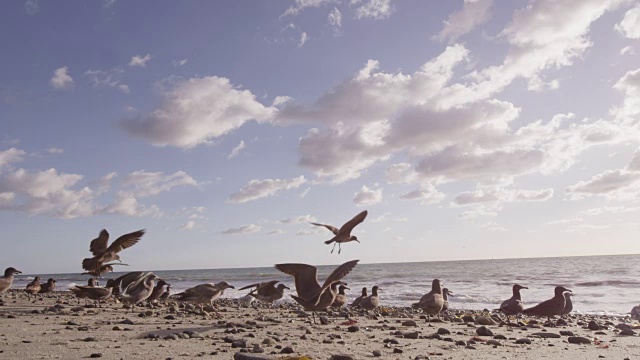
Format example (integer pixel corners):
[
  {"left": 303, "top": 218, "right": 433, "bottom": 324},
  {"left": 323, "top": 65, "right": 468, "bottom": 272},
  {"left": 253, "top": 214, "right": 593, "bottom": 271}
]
[{"left": 13, "top": 254, "right": 640, "bottom": 316}]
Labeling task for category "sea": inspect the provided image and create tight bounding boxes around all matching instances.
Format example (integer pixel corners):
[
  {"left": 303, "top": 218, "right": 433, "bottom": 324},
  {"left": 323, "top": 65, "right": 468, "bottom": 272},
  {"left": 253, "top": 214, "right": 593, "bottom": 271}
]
[{"left": 13, "top": 254, "right": 640, "bottom": 316}]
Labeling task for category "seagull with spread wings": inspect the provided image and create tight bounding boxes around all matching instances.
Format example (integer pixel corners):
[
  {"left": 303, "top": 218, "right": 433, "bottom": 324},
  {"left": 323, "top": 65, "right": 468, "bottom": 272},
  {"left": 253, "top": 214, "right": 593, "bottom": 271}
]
[
  {"left": 311, "top": 210, "right": 368, "bottom": 254},
  {"left": 81, "top": 229, "right": 145, "bottom": 271}
]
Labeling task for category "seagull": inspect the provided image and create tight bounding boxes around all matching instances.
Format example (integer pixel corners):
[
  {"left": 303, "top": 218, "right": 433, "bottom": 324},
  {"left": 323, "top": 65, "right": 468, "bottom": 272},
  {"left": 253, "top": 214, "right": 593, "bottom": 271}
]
[
  {"left": 275, "top": 259, "right": 358, "bottom": 323},
  {"left": 70, "top": 278, "right": 97, "bottom": 305},
  {"left": 311, "top": 210, "right": 368, "bottom": 254},
  {"left": 71, "top": 280, "right": 116, "bottom": 308},
  {"left": 25, "top": 276, "right": 41, "bottom": 300},
  {"left": 359, "top": 285, "right": 381, "bottom": 311},
  {"left": 560, "top": 292, "right": 573, "bottom": 316},
  {"left": 82, "top": 263, "right": 129, "bottom": 283},
  {"left": 412, "top": 279, "right": 444, "bottom": 322},
  {"left": 239, "top": 280, "right": 289, "bottom": 305},
  {"left": 146, "top": 279, "right": 169, "bottom": 306},
  {"left": 441, "top": 288, "right": 453, "bottom": 313},
  {"left": 174, "top": 282, "right": 235, "bottom": 313},
  {"left": 0, "top": 267, "right": 21, "bottom": 299},
  {"left": 82, "top": 229, "right": 145, "bottom": 271},
  {"left": 523, "top": 286, "right": 571, "bottom": 323},
  {"left": 118, "top": 273, "right": 158, "bottom": 312},
  {"left": 331, "top": 284, "right": 350, "bottom": 310},
  {"left": 351, "top": 287, "right": 367, "bottom": 307},
  {"left": 106, "top": 271, "right": 146, "bottom": 296},
  {"left": 38, "top": 278, "right": 57, "bottom": 295},
  {"left": 160, "top": 285, "right": 171, "bottom": 300},
  {"left": 498, "top": 284, "right": 528, "bottom": 319}
]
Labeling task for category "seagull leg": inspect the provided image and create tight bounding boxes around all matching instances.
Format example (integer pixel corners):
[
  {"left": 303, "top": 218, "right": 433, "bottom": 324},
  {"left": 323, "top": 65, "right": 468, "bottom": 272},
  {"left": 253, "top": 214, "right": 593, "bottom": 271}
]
[
  {"left": 330, "top": 243, "right": 337, "bottom": 254},
  {"left": 338, "top": 243, "right": 342, "bottom": 254}
]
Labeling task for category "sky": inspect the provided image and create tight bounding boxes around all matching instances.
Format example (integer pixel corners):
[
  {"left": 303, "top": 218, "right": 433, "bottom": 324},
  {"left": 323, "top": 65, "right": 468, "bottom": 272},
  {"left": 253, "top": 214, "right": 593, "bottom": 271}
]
[{"left": 1, "top": 0, "right": 640, "bottom": 274}]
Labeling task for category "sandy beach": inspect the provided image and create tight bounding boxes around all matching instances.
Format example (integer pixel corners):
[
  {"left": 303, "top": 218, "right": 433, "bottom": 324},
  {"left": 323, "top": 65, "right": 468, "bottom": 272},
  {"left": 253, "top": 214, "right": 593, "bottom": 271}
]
[{"left": 0, "top": 290, "right": 638, "bottom": 360}]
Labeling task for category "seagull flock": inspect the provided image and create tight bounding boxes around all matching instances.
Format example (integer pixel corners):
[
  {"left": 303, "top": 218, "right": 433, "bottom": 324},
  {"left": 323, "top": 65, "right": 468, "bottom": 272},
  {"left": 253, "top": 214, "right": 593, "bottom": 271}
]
[{"left": 0, "top": 210, "right": 635, "bottom": 324}]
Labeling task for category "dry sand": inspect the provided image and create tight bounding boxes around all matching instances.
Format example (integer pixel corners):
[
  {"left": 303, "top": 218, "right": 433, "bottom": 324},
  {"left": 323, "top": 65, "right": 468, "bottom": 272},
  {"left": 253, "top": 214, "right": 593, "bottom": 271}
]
[{"left": 0, "top": 290, "right": 639, "bottom": 359}]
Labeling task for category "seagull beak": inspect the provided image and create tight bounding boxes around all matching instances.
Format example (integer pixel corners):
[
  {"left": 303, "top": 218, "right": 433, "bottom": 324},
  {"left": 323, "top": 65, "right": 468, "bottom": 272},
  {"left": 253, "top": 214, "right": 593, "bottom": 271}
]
[
  {"left": 284, "top": 286, "right": 290, "bottom": 290},
  {"left": 344, "top": 287, "right": 350, "bottom": 290},
  {"left": 522, "top": 287, "right": 529, "bottom": 290},
  {"left": 16, "top": 270, "right": 22, "bottom": 274},
  {"left": 355, "top": 239, "right": 360, "bottom": 243}
]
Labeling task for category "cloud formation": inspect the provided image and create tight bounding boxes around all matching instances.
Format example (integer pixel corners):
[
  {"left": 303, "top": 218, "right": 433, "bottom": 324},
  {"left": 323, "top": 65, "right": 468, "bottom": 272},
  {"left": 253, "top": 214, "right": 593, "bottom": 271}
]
[
  {"left": 436, "top": 0, "right": 493, "bottom": 42},
  {"left": 228, "top": 175, "right": 307, "bottom": 203},
  {"left": 353, "top": 185, "right": 383, "bottom": 206},
  {"left": 221, "top": 223, "right": 261, "bottom": 235},
  {"left": 615, "top": 5, "right": 640, "bottom": 39},
  {"left": 50, "top": 66, "right": 74, "bottom": 89},
  {"left": 129, "top": 54, "right": 152, "bottom": 67}
]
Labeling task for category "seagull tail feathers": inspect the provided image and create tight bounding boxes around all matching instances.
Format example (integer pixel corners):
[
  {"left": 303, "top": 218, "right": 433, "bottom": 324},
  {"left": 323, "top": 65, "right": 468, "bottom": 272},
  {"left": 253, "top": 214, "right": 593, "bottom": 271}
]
[
  {"left": 324, "top": 239, "right": 335, "bottom": 244},
  {"left": 82, "top": 258, "right": 99, "bottom": 271}
]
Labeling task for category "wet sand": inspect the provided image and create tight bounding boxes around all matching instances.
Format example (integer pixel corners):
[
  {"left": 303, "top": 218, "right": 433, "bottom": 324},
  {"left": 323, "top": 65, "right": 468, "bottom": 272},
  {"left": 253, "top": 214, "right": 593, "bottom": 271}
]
[{"left": 0, "top": 290, "right": 638, "bottom": 359}]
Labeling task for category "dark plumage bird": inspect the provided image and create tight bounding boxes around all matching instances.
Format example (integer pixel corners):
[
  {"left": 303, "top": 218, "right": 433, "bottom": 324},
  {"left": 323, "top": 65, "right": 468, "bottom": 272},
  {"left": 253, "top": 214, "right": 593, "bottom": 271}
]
[
  {"left": 0, "top": 267, "right": 21, "bottom": 298},
  {"left": 523, "top": 286, "right": 571, "bottom": 322},
  {"left": 412, "top": 279, "right": 444, "bottom": 322},
  {"left": 311, "top": 210, "right": 368, "bottom": 254},
  {"left": 147, "top": 279, "right": 169, "bottom": 305},
  {"left": 160, "top": 285, "right": 171, "bottom": 300},
  {"left": 82, "top": 229, "right": 144, "bottom": 271},
  {"left": 275, "top": 260, "right": 358, "bottom": 322},
  {"left": 331, "top": 284, "right": 350, "bottom": 309},
  {"left": 25, "top": 276, "right": 41, "bottom": 300},
  {"left": 560, "top": 292, "right": 573, "bottom": 316},
  {"left": 82, "top": 263, "right": 129, "bottom": 282},
  {"left": 351, "top": 287, "right": 367, "bottom": 307},
  {"left": 239, "top": 280, "right": 289, "bottom": 305},
  {"left": 499, "top": 284, "right": 528, "bottom": 317},
  {"left": 174, "top": 282, "right": 235, "bottom": 312},
  {"left": 441, "top": 288, "right": 453, "bottom": 313},
  {"left": 71, "top": 279, "right": 115, "bottom": 308},
  {"left": 70, "top": 278, "right": 97, "bottom": 305},
  {"left": 360, "top": 285, "right": 381, "bottom": 310},
  {"left": 38, "top": 278, "right": 56, "bottom": 295}
]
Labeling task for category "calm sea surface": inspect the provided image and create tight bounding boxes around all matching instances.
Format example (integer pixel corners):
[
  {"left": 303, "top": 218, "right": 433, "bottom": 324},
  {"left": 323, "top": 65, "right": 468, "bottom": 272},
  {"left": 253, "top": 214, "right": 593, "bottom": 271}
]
[{"left": 14, "top": 254, "right": 640, "bottom": 316}]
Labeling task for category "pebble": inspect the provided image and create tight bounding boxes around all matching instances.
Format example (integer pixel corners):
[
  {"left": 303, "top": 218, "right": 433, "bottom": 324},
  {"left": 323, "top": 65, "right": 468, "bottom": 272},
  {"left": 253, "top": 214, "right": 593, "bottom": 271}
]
[
  {"left": 403, "top": 331, "right": 419, "bottom": 339},
  {"left": 330, "top": 355, "right": 356, "bottom": 360},
  {"left": 89, "top": 354, "right": 102, "bottom": 358},
  {"left": 280, "top": 347, "right": 294, "bottom": 354},
  {"left": 437, "top": 328, "right": 450, "bottom": 335},
  {"left": 476, "top": 326, "right": 494, "bottom": 336},
  {"left": 372, "top": 350, "right": 382, "bottom": 357},
  {"left": 475, "top": 317, "right": 497, "bottom": 326},
  {"left": 620, "top": 329, "right": 636, "bottom": 336},
  {"left": 515, "top": 338, "right": 531, "bottom": 344},
  {"left": 393, "top": 348, "right": 403, "bottom": 354},
  {"left": 532, "top": 332, "right": 561, "bottom": 338},
  {"left": 262, "top": 338, "right": 276, "bottom": 346},
  {"left": 233, "top": 353, "right": 274, "bottom": 360},
  {"left": 232, "top": 339, "right": 247, "bottom": 348},
  {"left": 588, "top": 321, "right": 600, "bottom": 330},
  {"left": 486, "top": 339, "right": 502, "bottom": 346},
  {"left": 568, "top": 336, "right": 591, "bottom": 345},
  {"left": 402, "top": 320, "right": 417, "bottom": 327},
  {"left": 560, "top": 330, "right": 574, "bottom": 336},
  {"left": 347, "top": 325, "right": 359, "bottom": 332}
]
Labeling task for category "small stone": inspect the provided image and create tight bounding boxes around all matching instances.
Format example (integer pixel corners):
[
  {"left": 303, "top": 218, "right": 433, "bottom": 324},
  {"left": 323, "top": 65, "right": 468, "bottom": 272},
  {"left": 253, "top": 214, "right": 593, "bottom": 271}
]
[
  {"left": 319, "top": 316, "right": 330, "bottom": 325},
  {"left": 232, "top": 353, "right": 274, "bottom": 360},
  {"left": 588, "top": 321, "right": 600, "bottom": 331},
  {"left": 462, "top": 315, "right": 474, "bottom": 322},
  {"left": 568, "top": 336, "right": 591, "bottom": 345},
  {"left": 437, "top": 328, "right": 450, "bottom": 335},
  {"left": 164, "top": 334, "right": 179, "bottom": 341},
  {"left": 455, "top": 340, "right": 466, "bottom": 346},
  {"left": 487, "top": 339, "right": 502, "bottom": 346},
  {"left": 556, "top": 319, "right": 568, "bottom": 326},
  {"left": 83, "top": 337, "right": 96, "bottom": 342},
  {"left": 232, "top": 339, "right": 247, "bottom": 348},
  {"left": 493, "top": 334, "right": 507, "bottom": 340},
  {"left": 474, "top": 316, "right": 497, "bottom": 326},
  {"left": 66, "top": 321, "right": 79, "bottom": 326},
  {"left": 89, "top": 354, "right": 102, "bottom": 358},
  {"left": 515, "top": 338, "right": 531, "bottom": 344},
  {"left": 404, "top": 331, "right": 419, "bottom": 339},
  {"left": 476, "top": 326, "right": 493, "bottom": 336},
  {"left": 347, "top": 326, "right": 359, "bottom": 332},
  {"left": 620, "top": 328, "right": 636, "bottom": 336},
  {"left": 112, "top": 326, "right": 122, "bottom": 331},
  {"left": 465, "top": 345, "right": 476, "bottom": 350},
  {"left": 330, "top": 356, "right": 356, "bottom": 360},
  {"left": 119, "top": 319, "right": 134, "bottom": 325},
  {"left": 372, "top": 350, "right": 382, "bottom": 357},
  {"left": 533, "top": 332, "right": 561, "bottom": 339},
  {"left": 402, "top": 320, "right": 417, "bottom": 327},
  {"left": 560, "top": 330, "right": 574, "bottom": 336},
  {"left": 262, "top": 338, "right": 276, "bottom": 346},
  {"left": 393, "top": 348, "right": 403, "bottom": 354},
  {"left": 280, "top": 347, "right": 294, "bottom": 354}
]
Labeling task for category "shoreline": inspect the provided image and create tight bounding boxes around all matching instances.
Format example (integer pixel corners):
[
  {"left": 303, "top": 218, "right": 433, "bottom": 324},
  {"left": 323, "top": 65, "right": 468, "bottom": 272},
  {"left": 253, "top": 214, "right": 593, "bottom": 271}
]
[{"left": 0, "top": 290, "right": 638, "bottom": 359}]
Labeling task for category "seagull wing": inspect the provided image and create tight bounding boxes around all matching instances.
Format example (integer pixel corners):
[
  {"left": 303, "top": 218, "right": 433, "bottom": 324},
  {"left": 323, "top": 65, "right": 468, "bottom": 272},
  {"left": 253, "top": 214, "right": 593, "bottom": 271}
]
[
  {"left": 310, "top": 222, "right": 339, "bottom": 235},
  {"left": 319, "top": 259, "right": 359, "bottom": 291},
  {"left": 89, "top": 229, "right": 110, "bottom": 256},
  {"left": 338, "top": 210, "right": 368, "bottom": 235},
  {"left": 106, "top": 229, "right": 145, "bottom": 254},
  {"left": 275, "top": 263, "right": 320, "bottom": 300}
]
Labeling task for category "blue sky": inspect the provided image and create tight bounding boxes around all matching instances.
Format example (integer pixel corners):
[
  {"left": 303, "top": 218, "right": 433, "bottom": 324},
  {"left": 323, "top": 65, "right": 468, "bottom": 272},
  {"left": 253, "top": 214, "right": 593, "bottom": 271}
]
[{"left": 1, "top": 0, "right": 640, "bottom": 274}]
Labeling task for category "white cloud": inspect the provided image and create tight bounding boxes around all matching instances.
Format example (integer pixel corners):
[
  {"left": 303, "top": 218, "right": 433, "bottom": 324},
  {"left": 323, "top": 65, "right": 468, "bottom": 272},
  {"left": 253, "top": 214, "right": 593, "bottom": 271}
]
[
  {"left": 582, "top": 206, "right": 640, "bottom": 215},
  {"left": 353, "top": 0, "right": 393, "bottom": 20},
  {"left": 482, "top": 222, "right": 506, "bottom": 232},
  {"left": 121, "top": 76, "right": 275, "bottom": 148},
  {"left": 267, "top": 229, "right": 286, "bottom": 235},
  {"left": 281, "top": 0, "right": 334, "bottom": 18},
  {"left": 615, "top": 5, "right": 640, "bottom": 39},
  {"left": 566, "top": 150, "right": 640, "bottom": 201},
  {"left": 121, "top": 170, "right": 199, "bottom": 197},
  {"left": 180, "top": 220, "right": 196, "bottom": 230},
  {"left": 102, "top": 192, "right": 162, "bottom": 218},
  {"left": 129, "top": 54, "right": 152, "bottom": 67},
  {"left": 85, "top": 67, "right": 128, "bottom": 93},
  {"left": 279, "top": 214, "right": 316, "bottom": 224},
  {"left": 46, "top": 147, "right": 64, "bottom": 154},
  {"left": 228, "top": 140, "right": 246, "bottom": 159},
  {"left": 328, "top": 7, "right": 342, "bottom": 33},
  {"left": 612, "top": 68, "right": 640, "bottom": 122},
  {"left": 50, "top": 66, "right": 74, "bottom": 89},
  {"left": 25, "top": 0, "right": 39, "bottom": 15},
  {"left": 454, "top": 187, "right": 554, "bottom": 206},
  {"left": 173, "top": 59, "right": 188, "bottom": 67},
  {"left": 228, "top": 175, "right": 307, "bottom": 203},
  {"left": 436, "top": 0, "right": 493, "bottom": 42},
  {"left": 221, "top": 224, "right": 261, "bottom": 235},
  {"left": 296, "top": 228, "right": 324, "bottom": 236},
  {"left": 298, "top": 32, "right": 308, "bottom": 47},
  {"left": 546, "top": 218, "right": 584, "bottom": 225},
  {"left": 353, "top": 185, "right": 382, "bottom": 206},
  {"left": 399, "top": 183, "right": 445, "bottom": 204},
  {"left": 565, "top": 223, "right": 610, "bottom": 233},
  {"left": 0, "top": 148, "right": 26, "bottom": 170},
  {"left": 620, "top": 45, "right": 635, "bottom": 56},
  {"left": 385, "top": 163, "right": 417, "bottom": 184}
]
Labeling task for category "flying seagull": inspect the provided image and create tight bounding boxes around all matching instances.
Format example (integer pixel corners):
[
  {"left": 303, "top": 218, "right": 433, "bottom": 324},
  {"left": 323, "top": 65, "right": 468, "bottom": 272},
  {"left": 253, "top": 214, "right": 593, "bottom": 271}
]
[
  {"left": 311, "top": 210, "right": 368, "bottom": 254},
  {"left": 82, "top": 229, "right": 144, "bottom": 271}
]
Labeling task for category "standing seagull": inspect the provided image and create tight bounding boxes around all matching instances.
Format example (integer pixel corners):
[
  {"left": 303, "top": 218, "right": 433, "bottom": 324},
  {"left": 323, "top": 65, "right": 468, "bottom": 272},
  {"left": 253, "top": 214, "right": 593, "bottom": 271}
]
[
  {"left": 38, "top": 278, "right": 57, "bottom": 296},
  {"left": 71, "top": 280, "right": 115, "bottom": 308},
  {"left": 499, "top": 284, "right": 528, "bottom": 319},
  {"left": 82, "top": 229, "right": 145, "bottom": 271},
  {"left": 560, "top": 292, "right": 573, "bottom": 316},
  {"left": 351, "top": 287, "right": 367, "bottom": 307},
  {"left": 275, "top": 260, "right": 359, "bottom": 323},
  {"left": 146, "top": 279, "right": 169, "bottom": 305},
  {"left": 239, "top": 280, "right": 289, "bottom": 305},
  {"left": 412, "top": 279, "right": 444, "bottom": 322},
  {"left": 70, "top": 278, "right": 97, "bottom": 305},
  {"left": 160, "top": 285, "right": 171, "bottom": 300},
  {"left": 441, "top": 288, "right": 453, "bottom": 313},
  {"left": 25, "top": 276, "right": 41, "bottom": 300},
  {"left": 0, "top": 267, "right": 21, "bottom": 299},
  {"left": 312, "top": 210, "right": 368, "bottom": 254},
  {"left": 174, "top": 282, "right": 235, "bottom": 313},
  {"left": 118, "top": 273, "right": 158, "bottom": 312},
  {"left": 331, "top": 284, "right": 350, "bottom": 309},
  {"left": 523, "top": 286, "right": 571, "bottom": 323},
  {"left": 360, "top": 285, "right": 381, "bottom": 311}
]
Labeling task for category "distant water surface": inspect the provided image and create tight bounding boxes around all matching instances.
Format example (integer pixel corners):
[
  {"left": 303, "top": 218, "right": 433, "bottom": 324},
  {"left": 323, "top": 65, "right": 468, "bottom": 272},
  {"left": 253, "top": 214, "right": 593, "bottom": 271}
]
[{"left": 14, "top": 254, "right": 640, "bottom": 316}]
